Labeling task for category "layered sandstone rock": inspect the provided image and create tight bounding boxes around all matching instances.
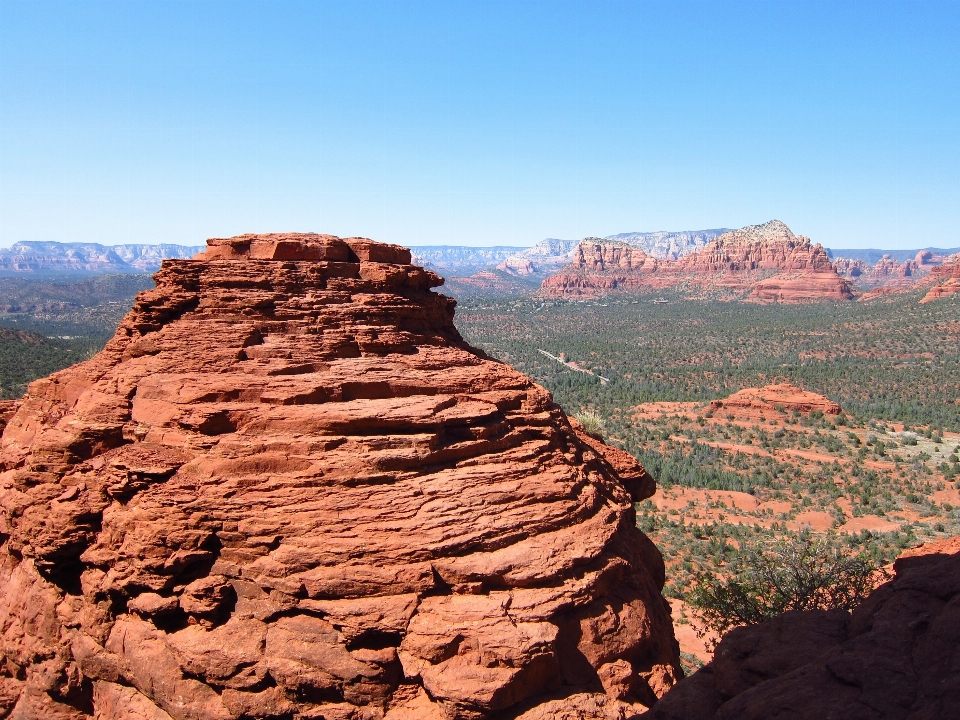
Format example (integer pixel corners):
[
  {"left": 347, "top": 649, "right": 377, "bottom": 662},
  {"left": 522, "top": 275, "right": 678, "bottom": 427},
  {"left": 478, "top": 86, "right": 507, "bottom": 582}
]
[
  {"left": 920, "top": 256, "right": 960, "bottom": 303},
  {"left": 0, "top": 233, "right": 680, "bottom": 720},
  {"left": 834, "top": 253, "right": 935, "bottom": 293},
  {"left": 642, "top": 535, "right": 960, "bottom": 720},
  {"left": 540, "top": 221, "right": 853, "bottom": 302},
  {"left": 708, "top": 384, "right": 840, "bottom": 421}
]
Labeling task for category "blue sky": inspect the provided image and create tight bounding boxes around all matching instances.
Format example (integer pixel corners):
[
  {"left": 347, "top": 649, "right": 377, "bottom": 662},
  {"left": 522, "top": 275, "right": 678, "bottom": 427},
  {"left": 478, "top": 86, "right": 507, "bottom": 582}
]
[{"left": 1, "top": 1, "right": 958, "bottom": 249}]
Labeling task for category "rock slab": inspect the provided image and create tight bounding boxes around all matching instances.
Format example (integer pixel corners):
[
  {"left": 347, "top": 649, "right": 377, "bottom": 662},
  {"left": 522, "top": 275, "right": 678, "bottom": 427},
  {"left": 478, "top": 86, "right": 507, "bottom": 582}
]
[{"left": 0, "top": 233, "right": 680, "bottom": 719}]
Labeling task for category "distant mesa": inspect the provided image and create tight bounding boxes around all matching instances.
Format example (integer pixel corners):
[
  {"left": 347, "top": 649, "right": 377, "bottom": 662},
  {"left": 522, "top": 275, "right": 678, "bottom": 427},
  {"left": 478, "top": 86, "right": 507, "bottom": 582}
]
[
  {"left": 0, "top": 232, "right": 680, "bottom": 719},
  {"left": 540, "top": 220, "right": 855, "bottom": 303}
]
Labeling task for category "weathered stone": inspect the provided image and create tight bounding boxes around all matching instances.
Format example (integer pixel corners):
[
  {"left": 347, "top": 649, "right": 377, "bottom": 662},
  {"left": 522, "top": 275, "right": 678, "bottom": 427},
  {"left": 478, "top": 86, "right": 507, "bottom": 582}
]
[
  {"left": 0, "top": 233, "right": 679, "bottom": 717},
  {"left": 540, "top": 220, "right": 854, "bottom": 303}
]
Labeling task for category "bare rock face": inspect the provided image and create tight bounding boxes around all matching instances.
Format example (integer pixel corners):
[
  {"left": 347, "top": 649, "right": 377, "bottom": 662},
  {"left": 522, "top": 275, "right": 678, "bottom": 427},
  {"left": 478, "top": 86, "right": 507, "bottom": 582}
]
[
  {"left": 0, "top": 233, "right": 680, "bottom": 719},
  {"left": 540, "top": 221, "right": 853, "bottom": 302},
  {"left": 920, "top": 256, "right": 960, "bottom": 303},
  {"left": 708, "top": 384, "right": 841, "bottom": 421},
  {"left": 642, "top": 535, "right": 960, "bottom": 720},
  {"left": 834, "top": 253, "right": 936, "bottom": 296}
]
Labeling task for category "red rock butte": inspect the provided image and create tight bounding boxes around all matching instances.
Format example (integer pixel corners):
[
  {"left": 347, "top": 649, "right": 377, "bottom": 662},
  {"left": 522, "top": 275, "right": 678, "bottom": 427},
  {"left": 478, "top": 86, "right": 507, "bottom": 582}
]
[
  {"left": 708, "top": 384, "right": 841, "bottom": 421},
  {"left": 0, "top": 233, "right": 680, "bottom": 720},
  {"left": 540, "top": 221, "right": 854, "bottom": 303},
  {"left": 919, "top": 256, "right": 960, "bottom": 303}
]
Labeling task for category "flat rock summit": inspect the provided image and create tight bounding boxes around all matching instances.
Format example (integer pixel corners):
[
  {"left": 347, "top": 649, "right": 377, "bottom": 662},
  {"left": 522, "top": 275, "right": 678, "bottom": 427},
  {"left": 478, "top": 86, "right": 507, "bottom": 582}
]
[{"left": 0, "top": 234, "right": 680, "bottom": 719}]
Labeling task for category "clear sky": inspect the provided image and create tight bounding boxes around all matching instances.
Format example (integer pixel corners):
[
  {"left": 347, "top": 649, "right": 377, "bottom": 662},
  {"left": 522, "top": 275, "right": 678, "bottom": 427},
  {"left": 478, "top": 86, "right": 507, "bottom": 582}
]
[{"left": 1, "top": 0, "right": 958, "bottom": 249}]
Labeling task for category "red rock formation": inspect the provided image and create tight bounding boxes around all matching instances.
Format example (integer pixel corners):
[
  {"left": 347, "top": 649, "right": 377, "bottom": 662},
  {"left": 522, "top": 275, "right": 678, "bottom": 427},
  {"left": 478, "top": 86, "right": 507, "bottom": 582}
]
[
  {"left": 835, "top": 254, "right": 933, "bottom": 292},
  {"left": 540, "top": 221, "right": 853, "bottom": 303},
  {"left": 920, "top": 256, "right": 960, "bottom": 303},
  {"left": 747, "top": 272, "right": 854, "bottom": 303},
  {"left": 642, "top": 535, "right": 960, "bottom": 720},
  {"left": 0, "top": 400, "right": 18, "bottom": 436},
  {"left": 0, "top": 233, "right": 679, "bottom": 719},
  {"left": 708, "top": 384, "right": 840, "bottom": 421}
]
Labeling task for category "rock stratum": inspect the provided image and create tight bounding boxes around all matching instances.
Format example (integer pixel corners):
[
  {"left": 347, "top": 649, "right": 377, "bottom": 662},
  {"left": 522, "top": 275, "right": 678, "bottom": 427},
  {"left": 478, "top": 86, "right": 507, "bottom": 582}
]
[
  {"left": 539, "top": 221, "right": 854, "bottom": 303},
  {"left": 0, "top": 233, "right": 680, "bottom": 720},
  {"left": 707, "top": 384, "right": 840, "bottom": 422},
  {"left": 919, "top": 256, "right": 960, "bottom": 303},
  {"left": 643, "top": 534, "right": 960, "bottom": 720}
]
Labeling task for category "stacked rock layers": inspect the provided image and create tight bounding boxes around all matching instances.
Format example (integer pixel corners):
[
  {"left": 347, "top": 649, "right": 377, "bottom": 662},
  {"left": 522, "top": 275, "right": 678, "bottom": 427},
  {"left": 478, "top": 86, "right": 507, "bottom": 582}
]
[
  {"left": 540, "top": 221, "right": 854, "bottom": 302},
  {"left": 0, "top": 234, "right": 680, "bottom": 720}
]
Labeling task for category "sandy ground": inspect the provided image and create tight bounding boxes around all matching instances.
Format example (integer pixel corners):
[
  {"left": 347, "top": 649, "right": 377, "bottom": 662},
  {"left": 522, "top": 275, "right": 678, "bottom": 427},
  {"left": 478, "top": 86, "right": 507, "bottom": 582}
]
[
  {"left": 838, "top": 515, "right": 902, "bottom": 534},
  {"left": 791, "top": 511, "right": 835, "bottom": 531},
  {"left": 669, "top": 598, "right": 716, "bottom": 664},
  {"left": 632, "top": 402, "right": 703, "bottom": 421}
]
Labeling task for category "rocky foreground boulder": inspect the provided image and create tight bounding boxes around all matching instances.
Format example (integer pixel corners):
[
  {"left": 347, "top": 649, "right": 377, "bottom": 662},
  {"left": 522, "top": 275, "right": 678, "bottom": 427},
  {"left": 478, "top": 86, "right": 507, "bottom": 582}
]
[
  {"left": 642, "top": 535, "right": 960, "bottom": 720},
  {"left": 0, "top": 234, "right": 680, "bottom": 719}
]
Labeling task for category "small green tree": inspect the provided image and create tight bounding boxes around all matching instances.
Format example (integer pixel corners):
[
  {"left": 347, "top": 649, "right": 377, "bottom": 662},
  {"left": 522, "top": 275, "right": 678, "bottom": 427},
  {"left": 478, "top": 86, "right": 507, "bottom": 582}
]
[{"left": 687, "top": 535, "right": 884, "bottom": 642}]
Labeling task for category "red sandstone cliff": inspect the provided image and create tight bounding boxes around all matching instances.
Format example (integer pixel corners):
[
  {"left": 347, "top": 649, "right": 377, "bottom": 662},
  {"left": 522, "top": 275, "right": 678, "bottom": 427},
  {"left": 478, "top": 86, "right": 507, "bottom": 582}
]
[
  {"left": 834, "top": 252, "right": 938, "bottom": 297},
  {"left": 919, "top": 255, "right": 960, "bottom": 303},
  {"left": 0, "top": 233, "right": 679, "bottom": 720},
  {"left": 642, "top": 535, "right": 960, "bottom": 720},
  {"left": 540, "top": 221, "right": 853, "bottom": 302}
]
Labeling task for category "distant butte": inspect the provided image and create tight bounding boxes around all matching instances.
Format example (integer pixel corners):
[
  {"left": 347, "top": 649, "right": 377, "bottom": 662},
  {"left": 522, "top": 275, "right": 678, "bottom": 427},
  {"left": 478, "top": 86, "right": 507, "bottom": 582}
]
[
  {"left": 919, "top": 255, "right": 960, "bottom": 303},
  {"left": 0, "top": 233, "right": 680, "bottom": 719},
  {"left": 708, "top": 384, "right": 841, "bottom": 421},
  {"left": 540, "top": 221, "right": 854, "bottom": 303}
]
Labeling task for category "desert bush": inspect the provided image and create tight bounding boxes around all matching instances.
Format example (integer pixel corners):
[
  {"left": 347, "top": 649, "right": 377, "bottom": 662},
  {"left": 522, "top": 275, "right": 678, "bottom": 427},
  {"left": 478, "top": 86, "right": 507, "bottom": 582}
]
[
  {"left": 574, "top": 409, "right": 606, "bottom": 438},
  {"left": 687, "top": 534, "right": 883, "bottom": 642}
]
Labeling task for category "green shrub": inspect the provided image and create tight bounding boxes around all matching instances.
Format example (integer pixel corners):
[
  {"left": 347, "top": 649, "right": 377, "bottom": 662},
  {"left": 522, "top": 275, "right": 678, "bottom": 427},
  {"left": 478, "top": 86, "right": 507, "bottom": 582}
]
[{"left": 687, "top": 535, "right": 883, "bottom": 642}]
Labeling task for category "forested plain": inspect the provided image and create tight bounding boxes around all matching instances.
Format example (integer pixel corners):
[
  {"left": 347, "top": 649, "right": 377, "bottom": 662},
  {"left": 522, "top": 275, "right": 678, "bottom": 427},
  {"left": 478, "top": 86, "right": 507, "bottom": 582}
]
[
  {"left": 455, "top": 287, "right": 960, "bottom": 660},
  {"left": 0, "top": 274, "right": 152, "bottom": 397}
]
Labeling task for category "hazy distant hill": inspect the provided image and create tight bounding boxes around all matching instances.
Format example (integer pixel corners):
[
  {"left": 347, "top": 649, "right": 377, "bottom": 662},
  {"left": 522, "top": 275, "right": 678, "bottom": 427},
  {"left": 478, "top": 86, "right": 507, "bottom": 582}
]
[
  {"left": 0, "top": 241, "right": 204, "bottom": 275},
  {"left": 409, "top": 245, "right": 527, "bottom": 277},
  {"left": 5, "top": 237, "right": 957, "bottom": 281},
  {"left": 605, "top": 228, "right": 731, "bottom": 260},
  {"left": 826, "top": 247, "right": 960, "bottom": 264}
]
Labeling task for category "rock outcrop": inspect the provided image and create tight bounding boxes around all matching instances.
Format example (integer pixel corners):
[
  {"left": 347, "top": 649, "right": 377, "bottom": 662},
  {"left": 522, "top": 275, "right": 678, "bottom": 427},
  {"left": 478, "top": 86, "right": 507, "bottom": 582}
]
[
  {"left": 540, "top": 221, "right": 854, "bottom": 303},
  {"left": 0, "top": 233, "right": 680, "bottom": 719},
  {"left": 833, "top": 252, "right": 940, "bottom": 297},
  {"left": 920, "top": 256, "right": 960, "bottom": 303},
  {"left": 642, "top": 535, "right": 960, "bottom": 720},
  {"left": 707, "top": 384, "right": 841, "bottom": 421}
]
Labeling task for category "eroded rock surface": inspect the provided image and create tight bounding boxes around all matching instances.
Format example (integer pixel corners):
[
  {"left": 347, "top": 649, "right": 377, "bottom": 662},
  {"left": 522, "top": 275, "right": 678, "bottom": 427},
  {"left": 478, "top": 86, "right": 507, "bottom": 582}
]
[
  {"left": 0, "top": 233, "right": 679, "bottom": 719},
  {"left": 920, "top": 256, "right": 960, "bottom": 303},
  {"left": 708, "top": 383, "right": 841, "bottom": 421},
  {"left": 643, "top": 535, "right": 960, "bottom": 720},
  {"left": 540, "top": 221, "right": 853, "bottom": 302}
]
